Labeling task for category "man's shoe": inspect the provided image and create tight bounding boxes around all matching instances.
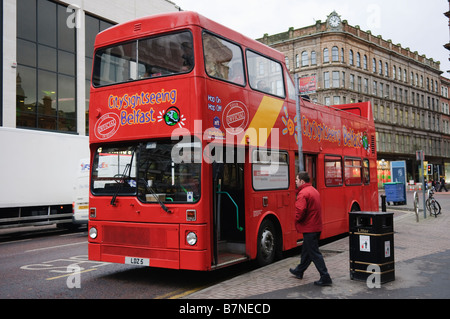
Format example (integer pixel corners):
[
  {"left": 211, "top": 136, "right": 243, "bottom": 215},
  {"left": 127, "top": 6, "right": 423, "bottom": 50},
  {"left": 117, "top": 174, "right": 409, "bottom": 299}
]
[
  {"left": 289, "top": 268, "right": 303, "bottom": 279},
  {"left": 314, "top": 277, "right": 332, "bottom": 286}
]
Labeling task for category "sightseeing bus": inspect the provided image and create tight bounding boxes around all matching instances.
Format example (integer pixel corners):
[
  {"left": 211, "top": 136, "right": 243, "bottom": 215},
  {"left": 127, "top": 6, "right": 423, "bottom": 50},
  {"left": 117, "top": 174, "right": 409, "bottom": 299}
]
[{"left": 88, "top": 11, "right": 378, "bottom": 271}]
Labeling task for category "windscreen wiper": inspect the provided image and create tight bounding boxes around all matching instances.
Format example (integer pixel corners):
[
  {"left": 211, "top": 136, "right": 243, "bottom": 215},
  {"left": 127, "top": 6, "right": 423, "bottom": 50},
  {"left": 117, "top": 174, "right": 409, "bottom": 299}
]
[
  {"left": 110, "top": 148, "right": 136, "bottom": 206},
  {"left": 143, "top": 180, "right": 172, "bottom": 214}
]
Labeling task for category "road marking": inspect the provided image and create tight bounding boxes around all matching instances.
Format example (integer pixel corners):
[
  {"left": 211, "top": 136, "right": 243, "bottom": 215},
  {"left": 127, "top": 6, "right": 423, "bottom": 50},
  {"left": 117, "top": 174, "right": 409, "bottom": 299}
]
[
  {"left": 0, "top": 239, "right": 31, "bottom": 245},
  {"left": 46, "top": 268, "right": 97, "bottom": 281},
  {"left": 168, "top": 287, "right": 206, "bottom": 299},
  {"left": 154, "top": 286, "right": 206, "bottom": 299},
  {"left": 154, "top": 288, "right": 185, "bottom": 299},
  {"left": 25, "top": 241, "right": 86, "bottom": 253}
]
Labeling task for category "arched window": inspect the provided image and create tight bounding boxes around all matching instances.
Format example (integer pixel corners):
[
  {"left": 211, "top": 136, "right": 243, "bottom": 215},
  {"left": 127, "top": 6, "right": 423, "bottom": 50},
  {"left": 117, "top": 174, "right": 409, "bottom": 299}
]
[
  {"left": 301, "top": 51, "right": 309, "bottom": 67},
  {"left": 349, "top": 50, "right": 354, "bottom": 65},
  {"left": 356, "top": 52, "right": 361, "bottom": 67},
  {"left": 332, "top": 46, "right": 339, "bottom": 62}
]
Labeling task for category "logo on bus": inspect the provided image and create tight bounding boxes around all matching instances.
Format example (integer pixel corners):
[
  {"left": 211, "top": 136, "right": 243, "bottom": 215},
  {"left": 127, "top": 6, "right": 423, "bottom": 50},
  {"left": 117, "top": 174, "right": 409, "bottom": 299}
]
[
  {"left": 157, "top": 106, "right": 186, "bottom": 128},
  {"left": 94, "top": 113, "right": 120, "bottom": 140},
  {"left": 222, "top": 101, "right": 249, "bottom": 135}
]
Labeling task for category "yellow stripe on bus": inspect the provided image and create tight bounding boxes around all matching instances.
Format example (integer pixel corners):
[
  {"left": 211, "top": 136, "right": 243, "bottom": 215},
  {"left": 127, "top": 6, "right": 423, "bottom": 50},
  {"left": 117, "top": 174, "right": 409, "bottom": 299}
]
[{"left": 241, "top": 96, "right": 284, "bottom": 147}]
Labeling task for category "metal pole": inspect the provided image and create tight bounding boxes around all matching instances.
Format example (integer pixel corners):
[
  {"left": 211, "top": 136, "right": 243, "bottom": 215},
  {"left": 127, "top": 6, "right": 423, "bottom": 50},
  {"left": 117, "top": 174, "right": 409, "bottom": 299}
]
[
  {"left": 294, "top": 73, "right": 304, "bottom": 172},
  {"left": 419, "top": 153, "right": 426, "bottom": 219}
]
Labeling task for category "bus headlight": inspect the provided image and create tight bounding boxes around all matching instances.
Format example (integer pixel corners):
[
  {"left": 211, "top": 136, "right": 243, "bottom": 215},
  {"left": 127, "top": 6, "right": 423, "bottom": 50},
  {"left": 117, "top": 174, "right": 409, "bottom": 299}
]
[
  {"left": 186, "top": 232, "right": 197, "bottom": 246},
  {"left": 89, "top": 227, "right": 98, "bottom": 239}
]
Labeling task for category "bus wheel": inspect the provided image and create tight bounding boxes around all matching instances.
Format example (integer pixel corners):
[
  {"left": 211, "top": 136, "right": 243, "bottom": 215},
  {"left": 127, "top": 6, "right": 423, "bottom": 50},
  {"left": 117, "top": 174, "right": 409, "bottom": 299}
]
[{"left": 256, "top": 219, "right": 277, "bottom": 267}]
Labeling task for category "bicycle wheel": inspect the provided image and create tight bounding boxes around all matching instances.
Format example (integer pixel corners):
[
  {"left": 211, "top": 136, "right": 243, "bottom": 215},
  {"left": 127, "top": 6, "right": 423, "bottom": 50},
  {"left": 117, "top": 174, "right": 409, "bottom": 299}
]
[
  {"left": 430, "top": 200, "right": 441, "bottom": 217},
  {"left": 426, "top": 198, "right": 431, "bottom": 215}
]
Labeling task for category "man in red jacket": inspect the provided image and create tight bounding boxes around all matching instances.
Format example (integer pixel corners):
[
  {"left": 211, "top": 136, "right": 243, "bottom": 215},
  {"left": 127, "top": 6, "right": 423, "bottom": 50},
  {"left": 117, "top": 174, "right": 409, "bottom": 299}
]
[{"left": 289, "top": 172, "right": 332, "bottom": 286}]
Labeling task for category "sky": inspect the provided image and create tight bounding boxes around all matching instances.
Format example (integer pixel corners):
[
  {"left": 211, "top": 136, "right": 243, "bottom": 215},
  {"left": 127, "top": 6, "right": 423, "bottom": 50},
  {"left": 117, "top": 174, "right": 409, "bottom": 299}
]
[{"left": 173, "top": 0, "right": 450, "bottom": 78}]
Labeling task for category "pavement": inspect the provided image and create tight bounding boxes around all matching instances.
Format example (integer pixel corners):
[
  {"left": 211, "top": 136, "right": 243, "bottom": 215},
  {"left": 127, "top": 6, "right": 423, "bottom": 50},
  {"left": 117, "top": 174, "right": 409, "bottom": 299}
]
[{"left": 187, "top": 190, "right": 450, "bottom": 299}]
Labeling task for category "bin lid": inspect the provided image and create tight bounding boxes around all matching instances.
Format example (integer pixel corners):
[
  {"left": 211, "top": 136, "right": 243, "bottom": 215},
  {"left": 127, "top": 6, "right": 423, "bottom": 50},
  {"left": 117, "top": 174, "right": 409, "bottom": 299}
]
[{"left": 384, "top": 182, "right": 403, "bottom": 185}]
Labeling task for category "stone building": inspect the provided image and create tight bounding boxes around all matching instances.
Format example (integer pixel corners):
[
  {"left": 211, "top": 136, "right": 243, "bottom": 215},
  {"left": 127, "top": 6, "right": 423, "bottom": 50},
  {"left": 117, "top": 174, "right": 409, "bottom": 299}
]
[{"left": 259, "top": 11, "right": 450, "bottom": 184}]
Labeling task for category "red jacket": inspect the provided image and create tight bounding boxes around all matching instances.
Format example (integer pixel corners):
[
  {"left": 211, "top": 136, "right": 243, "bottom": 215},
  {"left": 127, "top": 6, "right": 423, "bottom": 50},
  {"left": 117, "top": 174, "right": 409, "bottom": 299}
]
[{"left": 295, "top": 183, "right": 323, "bottom": 233}]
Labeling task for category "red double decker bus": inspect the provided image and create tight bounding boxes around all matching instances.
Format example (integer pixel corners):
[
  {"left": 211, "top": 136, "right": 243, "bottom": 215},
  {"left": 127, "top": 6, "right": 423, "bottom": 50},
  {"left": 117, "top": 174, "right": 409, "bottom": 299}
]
[{"left": 88, "top": 11, "right": 378, "bottom": 270}]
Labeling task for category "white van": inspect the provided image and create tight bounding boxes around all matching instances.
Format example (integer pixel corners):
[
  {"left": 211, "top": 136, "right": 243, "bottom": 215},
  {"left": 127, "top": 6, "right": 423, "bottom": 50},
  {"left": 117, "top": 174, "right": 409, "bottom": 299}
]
[{"left": 73, "top": 159, "right": 90, "bottom": 224}]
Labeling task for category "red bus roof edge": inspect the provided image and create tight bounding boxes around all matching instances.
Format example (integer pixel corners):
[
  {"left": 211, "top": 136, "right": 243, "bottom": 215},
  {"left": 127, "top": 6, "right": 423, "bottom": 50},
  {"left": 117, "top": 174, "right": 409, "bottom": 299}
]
[{"left": 94, "top": 11, "right": 285, "bottom": 61}]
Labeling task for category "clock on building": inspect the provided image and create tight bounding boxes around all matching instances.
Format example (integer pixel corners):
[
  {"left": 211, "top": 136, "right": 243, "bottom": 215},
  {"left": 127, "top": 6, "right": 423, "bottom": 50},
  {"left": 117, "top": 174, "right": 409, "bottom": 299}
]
[{"left": 328, "top": 11, "right": 341, "bottom": 29}]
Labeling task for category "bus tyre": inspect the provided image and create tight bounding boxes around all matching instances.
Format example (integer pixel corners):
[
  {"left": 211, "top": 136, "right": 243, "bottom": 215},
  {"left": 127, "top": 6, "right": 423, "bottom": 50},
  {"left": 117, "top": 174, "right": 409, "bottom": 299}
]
[{"left": 256, "top": 219, "right": 277, "bottom": 267}]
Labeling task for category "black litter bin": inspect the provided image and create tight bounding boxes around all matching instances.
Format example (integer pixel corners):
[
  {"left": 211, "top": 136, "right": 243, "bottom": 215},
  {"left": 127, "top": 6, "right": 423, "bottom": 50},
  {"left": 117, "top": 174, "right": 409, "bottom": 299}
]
[{"left": 349, "top": 211, "right": 395, "bottom": 284}]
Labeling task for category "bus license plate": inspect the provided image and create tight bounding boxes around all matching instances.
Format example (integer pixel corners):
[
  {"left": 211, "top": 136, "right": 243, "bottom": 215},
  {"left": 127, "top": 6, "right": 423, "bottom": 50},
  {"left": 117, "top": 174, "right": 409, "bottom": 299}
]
[{"left": 125, "top": 257, "right": 150, "bottom": 266}]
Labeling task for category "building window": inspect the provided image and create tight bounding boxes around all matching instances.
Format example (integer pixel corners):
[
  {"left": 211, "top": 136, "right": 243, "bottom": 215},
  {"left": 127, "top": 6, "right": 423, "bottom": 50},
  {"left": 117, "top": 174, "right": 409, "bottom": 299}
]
[
  {"left": 333, "top": 96, "right": 340, "bottom": 105},
  {"left": 363, "top": 55, "right": 367, "bottom": 70},
  {"left": 356, "top": 52, "right": 361, "bottom": 67},
  {"left": 301, "top": 51, "right": 308, "bottom": 67},
  {"left": 323, "top": 48, "right": 329, "bottom": 63},
  {"left": 332, "top": 71, "right": 340, "bottom": 88},
  {"left": 324, "top": 72, "right": 330, "bottom": 88},
  {"left": 311, "top": 51, "right": 317, "bottom": 65},
  {"left": 372, "top": 58, "right": 376, "bottom": 73},
  {"left": 349, "top": 50, "right": 354, "bottom": 65},
  {"left": 16, "top": 0, "right": 77, "bottom": 132}
]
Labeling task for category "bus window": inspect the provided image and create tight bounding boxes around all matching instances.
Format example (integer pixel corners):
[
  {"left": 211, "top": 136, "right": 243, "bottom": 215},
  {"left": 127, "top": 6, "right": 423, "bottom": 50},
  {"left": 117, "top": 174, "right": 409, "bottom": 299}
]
[
  {"left": 246, "top": 50, "right": 285, "bottom": 98},
  {"left": 93, "top": 31, "right": 193, "bottom": 87},
  {"left": 286, "top": 70, "right": 297, "bottom": 101},
  {"left": 138, "top": 32, "right": 194, "bottom": 78},
  {"left": 92, "top": 146, "right": 137, "bottom": 196},
  {"left": 344, "top": 158, "right": 362, "bottom": 186},
  {"left": 202, "top": 32, "right": 245, "bottom": 85},
  {"left": 93, "top": 41, "right": 138, "bottom": 86},
  {"left": 362, "top": 159, "right": 370, "bottom": 185},
  {"left": 252, "top": 150, "right": 289, "bottom": 190},
  {"left": 324, "top": 155, "right": 343, "bottom": 186},
  {"left": 137, "top": 140, "right": 201, "bottom": 203}
]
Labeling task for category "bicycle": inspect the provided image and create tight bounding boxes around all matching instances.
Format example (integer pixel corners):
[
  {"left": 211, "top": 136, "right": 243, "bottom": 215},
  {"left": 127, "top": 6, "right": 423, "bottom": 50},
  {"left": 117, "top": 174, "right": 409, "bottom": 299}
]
[{"left": 426, "top": 187, "right": 441, "bottom": 217}]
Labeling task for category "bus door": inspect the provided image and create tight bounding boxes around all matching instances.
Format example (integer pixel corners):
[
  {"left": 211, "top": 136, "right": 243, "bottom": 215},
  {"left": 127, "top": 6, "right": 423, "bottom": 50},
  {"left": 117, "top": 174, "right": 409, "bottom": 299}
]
[
  {"left": 212, "top": 146, "right": 246, "bottom": 267},
  {"left": 295, "top": 153, "right": 317, "bottom": 186}
]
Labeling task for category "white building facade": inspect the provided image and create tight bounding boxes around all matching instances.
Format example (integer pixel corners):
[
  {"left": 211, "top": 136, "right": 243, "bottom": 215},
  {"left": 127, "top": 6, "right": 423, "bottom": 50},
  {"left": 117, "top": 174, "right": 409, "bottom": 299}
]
[{"left": 0, "top": 0, "right": 180, "bottom": 227}]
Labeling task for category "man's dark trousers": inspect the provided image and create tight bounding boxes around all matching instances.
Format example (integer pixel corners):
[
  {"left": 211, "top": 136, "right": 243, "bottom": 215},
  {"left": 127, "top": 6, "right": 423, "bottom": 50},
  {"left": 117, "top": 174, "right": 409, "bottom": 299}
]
[{"left": 294, "top": 232, "right": 330, "bottom": 279}]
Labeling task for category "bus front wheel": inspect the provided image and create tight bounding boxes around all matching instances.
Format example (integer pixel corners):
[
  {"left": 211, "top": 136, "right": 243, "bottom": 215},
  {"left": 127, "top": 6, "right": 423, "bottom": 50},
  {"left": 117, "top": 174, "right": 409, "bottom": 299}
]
[{"left": 256, "top": 219, "right": 277, "bottom": 267}]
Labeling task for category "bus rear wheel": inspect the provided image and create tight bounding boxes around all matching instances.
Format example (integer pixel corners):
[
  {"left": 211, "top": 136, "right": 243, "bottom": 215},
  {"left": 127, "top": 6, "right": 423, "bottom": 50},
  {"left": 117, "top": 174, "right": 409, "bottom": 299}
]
[{"left": 256, "top": 219, "right": 277, "bottom": 267}]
